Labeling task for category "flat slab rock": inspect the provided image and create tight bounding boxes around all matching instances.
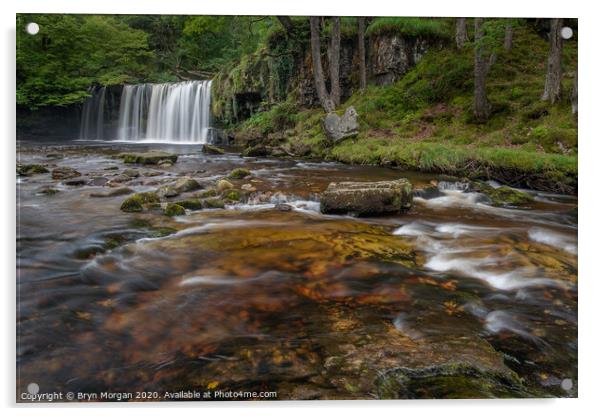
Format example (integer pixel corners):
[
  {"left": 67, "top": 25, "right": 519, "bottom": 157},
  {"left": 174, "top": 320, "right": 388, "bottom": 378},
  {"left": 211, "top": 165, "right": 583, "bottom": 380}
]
[
  {"left": 320, "top": 179, "right": 413, "bottom": 216},
  {"left": 117, "top": 151, "right": 178, "bottom": 165}
]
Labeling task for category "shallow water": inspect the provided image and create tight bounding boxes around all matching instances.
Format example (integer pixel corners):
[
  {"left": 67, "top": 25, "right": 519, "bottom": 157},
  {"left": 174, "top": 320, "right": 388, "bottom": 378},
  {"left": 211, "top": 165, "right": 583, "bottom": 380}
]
[{"left": 16, "top": 141, "right": 577, "bottom": 400}]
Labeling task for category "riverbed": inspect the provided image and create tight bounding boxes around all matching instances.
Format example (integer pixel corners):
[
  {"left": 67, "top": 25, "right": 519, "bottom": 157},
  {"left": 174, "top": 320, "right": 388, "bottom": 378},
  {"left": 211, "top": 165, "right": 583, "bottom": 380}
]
[{"left": 16, "top": 141, "right": 577, "bottom": 400}]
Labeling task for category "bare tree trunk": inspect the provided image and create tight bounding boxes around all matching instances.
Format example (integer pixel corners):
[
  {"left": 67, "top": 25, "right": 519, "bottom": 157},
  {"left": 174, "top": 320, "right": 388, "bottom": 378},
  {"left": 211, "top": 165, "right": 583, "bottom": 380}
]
[
  {"left": 542, "top": 18, "right": 563, "bottom": 104},
  {"left": 473, "top": 18, "right": 491, "bottom": 122},
  {"left": 276, "top": 16, "right": 295, "bottom": 34},
  {"left": 571, "top": 68, "right": 578, "bottom": 115},
  {"left": 358, "top": 17, "right": 367, "bottom": 93},
  {"left": 456, "top": 18, "right": 468, "bottom": 49},
  {"left": 310, "top": 16, "right": 334, "bottom": 112},
  {"left": 504, "top": 21, "right": 513, "bottom": 50},
  {"left": 329, "top": 17, "right": 341, "bottom": 107}
]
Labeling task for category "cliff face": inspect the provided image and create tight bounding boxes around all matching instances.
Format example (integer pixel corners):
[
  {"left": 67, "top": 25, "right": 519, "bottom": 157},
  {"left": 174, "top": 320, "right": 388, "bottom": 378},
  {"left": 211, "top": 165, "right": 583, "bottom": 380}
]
[{"left": 211, "top": 32, "right": 446, "bottom": 126}]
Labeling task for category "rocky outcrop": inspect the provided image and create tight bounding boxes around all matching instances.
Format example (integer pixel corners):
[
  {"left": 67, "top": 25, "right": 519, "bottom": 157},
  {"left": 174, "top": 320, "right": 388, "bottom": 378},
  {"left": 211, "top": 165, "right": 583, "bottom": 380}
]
[
  {"left": 320, "top": 179, "right": 413, "bottom": 216},
  {"left": 323, "top": 107, "right": 359, "bottom": 143}
]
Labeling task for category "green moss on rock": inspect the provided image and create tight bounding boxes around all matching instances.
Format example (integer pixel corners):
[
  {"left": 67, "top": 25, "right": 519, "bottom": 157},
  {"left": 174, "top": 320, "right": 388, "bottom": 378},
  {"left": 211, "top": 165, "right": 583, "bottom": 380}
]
[
  {"left": 202, "top": 197, "right": 226, "bottom": 209},
  {"left": 118, "top": 151, "right": 178, "bottom": 165},
  {"left": 228, "top": 168, "right": 252, "bottom": 179},
  {"left": 175, "top": 198, "right": 203, "bottom": 210},
  {"left": 120, "top": 192, "right": 160, "bottom": 212},
  {"left": 164, "top": 203, "right": 186, "bottom": 217},
  {"left": 17, "top": 164, "right": 49, "bottom": 176}
]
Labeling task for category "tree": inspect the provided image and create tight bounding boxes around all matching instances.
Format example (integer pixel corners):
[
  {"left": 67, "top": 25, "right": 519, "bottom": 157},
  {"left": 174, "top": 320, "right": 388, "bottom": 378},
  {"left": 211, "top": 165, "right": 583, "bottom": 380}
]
[
  {"left": 473, "top": 18, "right": 495, "bottom": 122},
  {"left": 542, "top": 18, "right": 563, "bottom": 104},
  {"left": 358, "top": 17, "right": 367, "bottom": 93},
  {"left": 276, "top": 16, "right": 294, "bottom": 34},
  {"left": 504, "top": 20, "right": 513, "bottom": 50},
  {"left": 571, "top": 67, "right": 578, "bottom": 115},
  {"left": 309, "top": 16, "right": 334, "bottom": 112},
  {"left": 329, "top": 17, "right": 341, "bottom": 107},
  {"left": 456, "top": 18, "right": 468, "bottom": 49}
]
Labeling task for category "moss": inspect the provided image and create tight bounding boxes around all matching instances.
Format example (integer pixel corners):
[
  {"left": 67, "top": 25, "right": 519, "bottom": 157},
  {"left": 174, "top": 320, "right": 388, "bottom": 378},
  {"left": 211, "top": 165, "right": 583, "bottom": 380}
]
[
  {"left": 365, "top": 17, "right": 452, "bottom": 39},
  {"left": 222, "top": 189, "right": 241, "bottom": 202},
  {"left": 202, "top": 144, "right": 225, "bottom": 155},
  {"left": 475, "top": 183, "right": 534, "bottom": 207},
  {"left": 148, "top": 227, "right": 177, "bottom": 238},
  {"left": 118, "top": 151, "right": 178, "bottom": 165},
  {"left": 199, "top": 188, "right": 218, "bottom": 198},
  {"left": 120, "top": 192, "right": 160, "bottom": 212},
  {"left": 164, "top": 203, "right": 186, "bottom": 217},
  {"left": 17, "top": 164, "right": 49, "bottom": 176},
  {"left": 228, "top": 168, "right": 252, "bottom": 179},
  {"left": 202, "top": 197, "right": 226, "bottom": 209},
  {"left": 175, "top": 198, "right": 203, "bottom": 210}
]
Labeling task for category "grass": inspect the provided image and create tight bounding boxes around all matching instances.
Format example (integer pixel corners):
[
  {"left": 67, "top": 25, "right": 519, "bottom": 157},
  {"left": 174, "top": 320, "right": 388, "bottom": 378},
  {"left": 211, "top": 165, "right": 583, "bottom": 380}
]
[{"left": 365, "top": 17, "right": 452, "bottom": 39}]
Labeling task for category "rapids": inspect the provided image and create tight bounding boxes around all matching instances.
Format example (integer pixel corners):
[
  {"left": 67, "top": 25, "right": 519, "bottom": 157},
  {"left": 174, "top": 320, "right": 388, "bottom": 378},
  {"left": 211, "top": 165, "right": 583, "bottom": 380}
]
[{"left": 16, "top": 142, "right": 577, "bottom": 400}]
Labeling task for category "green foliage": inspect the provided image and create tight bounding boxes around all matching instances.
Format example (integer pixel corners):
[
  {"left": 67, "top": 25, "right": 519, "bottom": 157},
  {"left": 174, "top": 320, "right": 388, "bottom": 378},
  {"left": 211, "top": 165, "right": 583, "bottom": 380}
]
[
  {"left": 366, "top": 17, "right": 452, "bottom": 39},
  {"left": 17, "top": 14, "right": 151, "bottom": 109},
  {"left": 240, "top": 101, "right": 298, "bottom": 135}
]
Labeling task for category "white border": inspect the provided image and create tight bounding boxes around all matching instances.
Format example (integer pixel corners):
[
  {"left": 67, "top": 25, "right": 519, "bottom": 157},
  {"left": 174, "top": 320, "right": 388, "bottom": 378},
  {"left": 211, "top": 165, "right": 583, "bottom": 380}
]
[{"left": 2, "top": 1, "right": 600, "bottom": 415}]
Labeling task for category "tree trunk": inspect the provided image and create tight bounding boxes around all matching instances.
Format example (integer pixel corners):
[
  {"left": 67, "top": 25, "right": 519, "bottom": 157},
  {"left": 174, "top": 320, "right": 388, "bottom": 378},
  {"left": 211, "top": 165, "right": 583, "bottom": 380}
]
[
  {"left": 309, "top": 17, "right": 334, "bottom": 112},
  {"left": 473, "top": 18, "right": 491, "bottom": 122},
  {"left": 329, "top": 17, "right": 341, "bottom": 107},
  {"left": 456, "top": 18, "right": 468, "bottom": 49},
  {"left": 504, "top": 21, "right": 513, "bottom": 50},
  {"left": 276, "top": 16, "right": 295, "bottom": 34},
  {"left": 571, "top": 68, "right": 578, "bottom": 115},
  {"left": 542, "top": 18, "right": 563, "bottom": 104},
  {"left": 358, "top": 17, "right": 367, "bottom": 93}
]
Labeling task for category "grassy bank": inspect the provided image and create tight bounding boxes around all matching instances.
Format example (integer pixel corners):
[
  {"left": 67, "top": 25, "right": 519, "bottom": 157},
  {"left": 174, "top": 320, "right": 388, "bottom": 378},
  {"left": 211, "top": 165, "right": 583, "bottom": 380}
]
[{"left": 233, "top": 22, "right": 578, "bottom": 193}]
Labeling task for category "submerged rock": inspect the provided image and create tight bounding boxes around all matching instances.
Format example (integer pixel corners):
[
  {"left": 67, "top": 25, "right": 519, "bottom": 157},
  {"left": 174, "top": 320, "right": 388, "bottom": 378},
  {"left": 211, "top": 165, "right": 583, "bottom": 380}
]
[
  {"left": 164, "top": 203, "right": 186, "bottom": 217},
  {"left": 320, "top": 179, "right": 413, "bottom": 216},
  {"left": 202, "top": 144, "right": 225, "bottom": 155},
  {"left": 157, "top": 185, "right": 180, "bottom": 199},
  {"left": 275, "top": 203, "right": 293, "bottom": 212},
  {"left": 228, "top": 168, "right": 252, "bottom": 180},
  {"left": 118, "top": 151, "right": 178, "bottom": 165},
  {"left": 202, "top": 197, "right": 225, "bottom": 209},
  {"left": 175, "top": 198, "right": 203, "bottom": 210},
  {"left": 36, "top": 186, "right": 60, "bottom": 195},
  {"left": 323, "top": 106, "right": 359, "bottom": 143},
  {"left": 120, "top": 192, "right": 160, "bottom": 212},
  {"left": 88, "top": 176, "right": 109, "bottom": 186},
  {"left": 90, "top": 187, "right": 133, "bottom": 198},
  {"left": 63, "top": 178, "right": 87, "bottom": 186},
  {"left": 123, "top": 169, "right": 140, "bottom": 178},
  {"left": 51, "top": 166, "right": 80, "bottom": 180},
  {"left": 222, "top": 189, "right": 241, "bottom": 202},
  {"left": 17, "top": 164, "right": 49, "bottom": 176}
]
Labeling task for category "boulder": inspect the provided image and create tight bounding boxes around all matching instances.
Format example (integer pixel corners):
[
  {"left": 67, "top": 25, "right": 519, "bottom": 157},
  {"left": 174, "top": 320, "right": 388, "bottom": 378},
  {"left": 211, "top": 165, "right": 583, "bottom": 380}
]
[
  {"left": 123, "top": 169, "right": 140, "bottom": 178},
  {"left": 174, "top": 178, "right": 202, "bottom": 193},
  {"left": 242, "top": 145, "right": 269, "bottom": 157},
  {"left": 157, "top": 185, "right": 180, "bottom": 199},
  {"left": 323, "top": 106, "right": 359, "bottom": 143},
  {"left": 202, "top": 197, "right": 225, "bottom": 209},
  {"left": 117, "top": 151, "right": 178, "bottom": 165},
  {"left": 164, "top": 203, "right": 186, "bottom": 217},
  {"left": 175, "top": 198, "right": 203, "bottom": 210},
  {"left": 216, "top": 179, "right": 234, "bottom": 193},
  {"left": 228, "top": 168, "right": 252, "bottom": 180},
  {"left": 120, "top": 192, "right": 160, "bottom": 212},
  {"left": 320, "top": 179, "right": 413, "bottom": 216},
  {"left": 51, "top": 166, "right": 80, "bottom": 180},
  {"left": 472, "top": 182, "right": 533, "bottom": 207},
  {"left": 202, "top": 144, "right": 225, "bottom": 155}
]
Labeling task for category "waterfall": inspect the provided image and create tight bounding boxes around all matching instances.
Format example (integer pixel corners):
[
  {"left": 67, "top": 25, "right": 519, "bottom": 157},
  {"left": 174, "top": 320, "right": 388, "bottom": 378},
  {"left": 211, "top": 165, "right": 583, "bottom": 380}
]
[
  {"left": 79, "top": 80, "right": 213, "bottom": 143},
  {"left": 79, "top": 86, "right": 107, "bottom": 140},
  {"left": 118, "top": 80, "right": 212, "bottom": 143}
]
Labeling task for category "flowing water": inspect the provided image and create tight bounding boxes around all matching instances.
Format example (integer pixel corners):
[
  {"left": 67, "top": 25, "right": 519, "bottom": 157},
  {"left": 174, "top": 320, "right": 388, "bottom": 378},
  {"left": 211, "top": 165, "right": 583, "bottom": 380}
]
[{"left": 16, "top": 142, "right": 577, "bottom": 400}]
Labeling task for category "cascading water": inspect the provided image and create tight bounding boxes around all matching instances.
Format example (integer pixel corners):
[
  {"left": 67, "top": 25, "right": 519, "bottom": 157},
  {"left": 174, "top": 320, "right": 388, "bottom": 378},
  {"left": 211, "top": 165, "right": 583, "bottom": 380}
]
[
  {"left": 118, "top": 80, "right": 212, "bottom": 143},
  {"left": 79, "top": 80, "right": 213, "bottom": 143}
]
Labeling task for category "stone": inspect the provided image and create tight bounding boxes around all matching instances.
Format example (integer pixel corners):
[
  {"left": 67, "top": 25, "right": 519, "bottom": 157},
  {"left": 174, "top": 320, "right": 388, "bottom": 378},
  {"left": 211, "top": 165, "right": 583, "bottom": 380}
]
[
  {"left": 108, "top": 174, "right": 131, "bottom": 184},
  {"left": 242, "top": 145, "right": 269, "bottom": 157},
  {"left": 157, "top": 160, "right": 173, "bottom": 168},
  {"left": 174, "top": 178, "right": 202, "bottom": 193},
  {"left": 323, "top": 106, "right": 359, "bottom": 143},
  {"left": 174, "top": 198, "right": 203, "bottom": 210},
  {"left": 157, "top": 185, "right": 180, "bottom": 199},
  {"left": 36, "top": 186, "right": 60, "bottom": 195},
  {"left": 228, "top": 168, "right": 252, "bottom": 180},
  {"left": 90, "top": 187, "right": 133, "bottom": 198},
  {"left": 202, "top": 197, "right": 225, "bottom": 209},
  {"left": 120, "top": 192, "right": 160, "bottom": 212},
  {"left": 275, "top": 203, "right": 293, "bottom": 212},
  {"left": 202, "top": 144, "right": 225, "bottom": 155},
  {"left": 320, "top": 179, "right": 413, "bottom": 216},
  {"left": 88, "top": 176, "right": 109, "bottom": 186},
  {"left": 216, "top": 179, "right": 234, "bottom": 193},
  {"left": 221, "top": 189, "right": 241, "bottom": 202},
  {"left": 241, "top": 183, "right": 256, "bottom": 192},
  {"left": 63, "top": 178, "right": 87, "bottom": 186},
  {"left": 51, "top": 166, "right": 80, "bottom": 180},
  {"left": 473, "top": 182, "right": 534, "bottom": 207},
  {"left": 164, "top": 203, "right": 186, "bottom": 217},
  {"left": 123, "top": 169, "right": 140, "bottom": 178},
  {"left": 17, "top": 164, "right": 49, "bottom": 176},
  {"left": 117, "top": 151, "right": 178, "bottom": 165}
]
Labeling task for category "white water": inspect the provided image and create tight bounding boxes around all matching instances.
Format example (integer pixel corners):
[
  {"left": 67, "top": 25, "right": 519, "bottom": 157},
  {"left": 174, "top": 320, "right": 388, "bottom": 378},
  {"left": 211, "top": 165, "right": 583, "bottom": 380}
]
[{"left": 118, "top": 81, "right": 212, "bottom": 143}]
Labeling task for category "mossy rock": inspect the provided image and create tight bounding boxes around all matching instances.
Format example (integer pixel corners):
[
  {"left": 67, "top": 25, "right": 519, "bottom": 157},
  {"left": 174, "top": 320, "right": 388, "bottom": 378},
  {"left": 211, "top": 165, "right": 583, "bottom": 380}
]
[
  {"left": 120, "top": 192, "right": 160, "bottom": 212},
  {"left": 17, "top": 164, "right": 49, "bottom": 176},
  {"left": 118, "top": 151, "right": 178, "bottom": 165},
  {"left": 202, "top": 197, "right": 226, "bottom": 209},
  {"left": 202, "top": 144, "right": 225, "bottom": 155},
  {"left": 174, "top": 178, "right": 202, "bottom": 193},
  {"left": 51, "top": 166, "right": 81, "bottom": 180},
  {"left": 36, "top": 186, "right": 60, "bottom": 195},
  {"left": 216, "top": 179, "right": 234, "bottom": 192},
  {"left": 157, "top": 185, "right": 180, "bottom": 198},
  {"left": 164, "top": 203, "right": 186, "bottom": 217},
  {"left": 474, "top": 182, "right": 533, "bottom": 207},
  {"left": 242, "top": 145, "right": 269, "bottom": 157},
  {"left": 198, "top": 188, "right": 218, "bottom": 198},
  {"left": 222, "top": 189, "right": 241, "bottom": 202},
  {"left": 227, "top": 168, "right": 252, "bottom": 179},
  {"left": 175, "top": 198, "right": 203, "bottom": 210}
]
